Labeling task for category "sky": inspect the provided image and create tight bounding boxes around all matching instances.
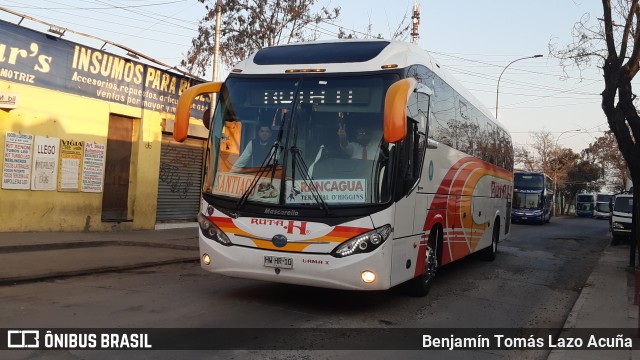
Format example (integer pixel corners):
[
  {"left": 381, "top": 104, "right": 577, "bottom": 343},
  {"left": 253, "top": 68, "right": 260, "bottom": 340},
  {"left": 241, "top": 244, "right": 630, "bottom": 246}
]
[{"left": 0, "top": 0, "right": 613, "bottom": 153}]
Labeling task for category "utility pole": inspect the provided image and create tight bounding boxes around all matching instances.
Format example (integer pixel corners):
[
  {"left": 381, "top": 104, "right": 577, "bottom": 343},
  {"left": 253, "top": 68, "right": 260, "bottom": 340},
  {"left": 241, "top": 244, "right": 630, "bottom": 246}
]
[
  {"left": 211, "top": 0, "right": 222, "bottom": 107},
  {"left": 411, "top": 1, "right": 420, "bottom": 45}
]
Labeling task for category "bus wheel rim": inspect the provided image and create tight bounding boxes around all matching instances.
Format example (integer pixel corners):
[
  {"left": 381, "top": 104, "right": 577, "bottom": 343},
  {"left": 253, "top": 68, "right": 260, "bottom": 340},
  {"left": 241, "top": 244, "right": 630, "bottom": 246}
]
[{"left": 425, "top": 245, "right": 436, "bottom": 283}]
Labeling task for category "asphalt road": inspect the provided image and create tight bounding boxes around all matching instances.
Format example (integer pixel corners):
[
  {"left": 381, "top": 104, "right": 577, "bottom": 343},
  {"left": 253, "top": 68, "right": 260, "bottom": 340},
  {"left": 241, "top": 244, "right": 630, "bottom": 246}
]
[{"left": 1, "top": 216, "right": 612, "bottom": 360}]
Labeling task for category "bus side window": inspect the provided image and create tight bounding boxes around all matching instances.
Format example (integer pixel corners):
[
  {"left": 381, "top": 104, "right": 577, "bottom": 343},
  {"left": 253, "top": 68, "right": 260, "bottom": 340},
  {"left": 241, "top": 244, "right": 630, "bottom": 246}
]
[
  {"left": 414, "top": 92, "right": 429, "bottom": 178},
  {"left": 410, "top": 121, "right": 426, "bottom": 182}
]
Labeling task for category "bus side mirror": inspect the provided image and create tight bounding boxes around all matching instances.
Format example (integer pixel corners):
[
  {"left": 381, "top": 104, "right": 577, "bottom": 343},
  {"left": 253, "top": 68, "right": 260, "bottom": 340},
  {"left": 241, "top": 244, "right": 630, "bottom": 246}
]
[
  {"left": 384, "top": 78, "right": 417, "bottom": 143},
  {"left": 174, "top": 82, "right": 223, "bottom": 142},
  {"left": 202, "top": 107, "right": 211, "bottom": 130}
]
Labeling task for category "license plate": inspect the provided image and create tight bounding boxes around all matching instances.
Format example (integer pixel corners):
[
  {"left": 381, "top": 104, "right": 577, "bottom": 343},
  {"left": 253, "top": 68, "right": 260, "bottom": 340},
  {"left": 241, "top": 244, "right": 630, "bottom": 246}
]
[
  {"left": 264, "top": 256, "right": 293, "bottom": 269},
  {"left": 522, "top": 217, "right": 528, "bottom": 219}
]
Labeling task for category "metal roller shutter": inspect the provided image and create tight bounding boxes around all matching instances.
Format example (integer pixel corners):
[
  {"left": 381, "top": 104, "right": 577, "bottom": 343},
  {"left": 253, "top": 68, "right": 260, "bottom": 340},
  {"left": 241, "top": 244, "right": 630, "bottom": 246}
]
[{"left": 156, "top": 135, "right": 204, "bottom": 221}]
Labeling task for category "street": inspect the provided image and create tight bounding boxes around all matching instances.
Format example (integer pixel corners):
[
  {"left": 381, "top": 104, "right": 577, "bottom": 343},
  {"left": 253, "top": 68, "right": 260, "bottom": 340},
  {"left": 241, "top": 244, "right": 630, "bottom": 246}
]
[{"left": 1, "top": 216, "right": 613, "bottom": 359}]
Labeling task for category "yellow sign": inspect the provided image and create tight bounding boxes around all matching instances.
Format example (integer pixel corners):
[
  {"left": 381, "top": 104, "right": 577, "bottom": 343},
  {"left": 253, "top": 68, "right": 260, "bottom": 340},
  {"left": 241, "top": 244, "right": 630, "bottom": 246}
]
[{"left": 58, "top": 139, "right": 84, "bottom": 192}]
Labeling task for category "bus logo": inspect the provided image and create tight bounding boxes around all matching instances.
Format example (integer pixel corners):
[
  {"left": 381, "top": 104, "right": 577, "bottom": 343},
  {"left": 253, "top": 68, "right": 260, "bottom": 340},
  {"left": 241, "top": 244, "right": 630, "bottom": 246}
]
[
  {"left": 272, "top": 234, "right": 288, "bottom": 248},
  {"left": 285, "top": 220, "right": 308, "bottom": 235}
]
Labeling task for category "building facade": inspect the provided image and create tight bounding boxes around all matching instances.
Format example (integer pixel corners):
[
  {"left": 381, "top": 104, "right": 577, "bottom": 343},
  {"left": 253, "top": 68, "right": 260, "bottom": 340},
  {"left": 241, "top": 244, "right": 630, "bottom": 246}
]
[{"left": 0, "top": 19, "right": 209, "bottom": 232}]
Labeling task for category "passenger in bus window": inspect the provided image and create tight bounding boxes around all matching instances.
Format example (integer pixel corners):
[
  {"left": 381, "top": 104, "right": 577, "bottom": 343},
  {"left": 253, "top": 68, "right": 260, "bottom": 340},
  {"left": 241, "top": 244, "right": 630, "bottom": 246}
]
[
  {"left": 232, "top": 123, "right": 274, "bottom": 170},
  {"left": 337, "top": 123, "right": 379, "bottom": 160}
]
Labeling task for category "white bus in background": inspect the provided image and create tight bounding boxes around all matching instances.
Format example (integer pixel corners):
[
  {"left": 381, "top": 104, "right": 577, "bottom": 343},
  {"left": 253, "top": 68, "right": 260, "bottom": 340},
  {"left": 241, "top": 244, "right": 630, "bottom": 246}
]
[
  {"left": 595, "top": 192, "right": 613, "bottom": 219},
  {"left": 173, "top": 40, "right": 514, "bottom": 296}
]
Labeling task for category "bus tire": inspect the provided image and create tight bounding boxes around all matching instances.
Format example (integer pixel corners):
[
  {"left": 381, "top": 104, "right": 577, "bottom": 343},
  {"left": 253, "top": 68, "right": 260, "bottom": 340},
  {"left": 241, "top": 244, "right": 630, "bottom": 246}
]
[
  {"left": 408, "top": 225, "right": 440, "bottom": 297},
  {"left": 611, "top": 234, "right": 620, "bottom": 246},
  {"left": 480, "top": 218, "right": 500, "bottom": 261}
]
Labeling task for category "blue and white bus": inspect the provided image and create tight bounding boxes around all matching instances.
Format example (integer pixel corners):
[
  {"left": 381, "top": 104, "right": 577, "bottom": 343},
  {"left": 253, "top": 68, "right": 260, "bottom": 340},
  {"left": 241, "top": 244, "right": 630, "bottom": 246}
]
[{"left": 511, "top": 172, "right": 553, "bottom": 224}]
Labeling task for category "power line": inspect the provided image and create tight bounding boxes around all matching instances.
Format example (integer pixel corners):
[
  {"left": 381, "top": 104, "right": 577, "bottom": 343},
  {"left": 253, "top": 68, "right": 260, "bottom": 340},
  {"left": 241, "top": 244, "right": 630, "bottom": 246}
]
[
  {"left": 0, "top": 5, "right": 203, "bottom": 79},
  {"left": 4, "top": 0, "right": 189, "bottom": 10},
  {"left": 89, "top": 0, "right": 200, "bottom": 47}
]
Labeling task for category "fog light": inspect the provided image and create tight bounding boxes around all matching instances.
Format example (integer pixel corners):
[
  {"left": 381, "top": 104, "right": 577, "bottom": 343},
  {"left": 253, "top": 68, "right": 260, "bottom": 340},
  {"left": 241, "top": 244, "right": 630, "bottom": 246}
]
[
  {"left": 202, "top": 253, "right": 211, "bottom": 265},
  {"left": 361, "top": 271, "right": 376, "bottom": 283}
]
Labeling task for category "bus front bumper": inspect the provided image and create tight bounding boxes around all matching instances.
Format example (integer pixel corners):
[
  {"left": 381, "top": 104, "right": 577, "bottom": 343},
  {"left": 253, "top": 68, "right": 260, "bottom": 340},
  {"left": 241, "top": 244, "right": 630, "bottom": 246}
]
[
  {"left": 511, "top": 210, "right": 544, "bottom": 222},
  {"left": 198, "top": 236, "right": 393, "bottom": 291}
]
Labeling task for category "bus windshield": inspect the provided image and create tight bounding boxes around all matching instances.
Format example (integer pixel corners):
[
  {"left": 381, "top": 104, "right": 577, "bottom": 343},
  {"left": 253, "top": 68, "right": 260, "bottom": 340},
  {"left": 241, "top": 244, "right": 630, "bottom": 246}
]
[
  {"left": 577, "top": 194, "right": 595, "bottom": 202},
  {"left": 595, "top": 202, "right": 610, "bottom": 213},
  {"left": 203, "top": 73, "right": 400, "bottom": 209},
  {"left": 596, "top": 194, "right": 612, "bottom": 203},
  {"left": 513, "top": 193, "right": 542, "bottom": 210},
  {"left": 614, "top": 197, "right": 633, "bottom": 213}
]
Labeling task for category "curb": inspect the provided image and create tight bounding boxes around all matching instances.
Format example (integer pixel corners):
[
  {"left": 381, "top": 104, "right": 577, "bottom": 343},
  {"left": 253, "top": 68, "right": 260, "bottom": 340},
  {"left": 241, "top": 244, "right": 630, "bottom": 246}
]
[
  {"left": 0, "top": 257, "right": 199, "bottom": 286},
  {"left": 0, "top": 240, "right": 198, "bottom": 253}
]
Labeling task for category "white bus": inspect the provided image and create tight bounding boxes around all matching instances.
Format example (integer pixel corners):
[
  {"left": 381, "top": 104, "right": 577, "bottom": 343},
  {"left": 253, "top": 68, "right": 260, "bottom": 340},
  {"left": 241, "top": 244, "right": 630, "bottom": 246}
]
[
  {"left": 595, "top": 192, "right": 613, "bottom": 219},
  {"left": 173, "top": 40, "right": 514, "bottom": 296}
]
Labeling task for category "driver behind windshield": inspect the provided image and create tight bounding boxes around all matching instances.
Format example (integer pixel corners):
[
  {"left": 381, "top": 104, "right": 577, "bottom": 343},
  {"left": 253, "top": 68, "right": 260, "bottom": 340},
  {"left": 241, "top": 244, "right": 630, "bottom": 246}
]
[
  {"left": 337, "top": 122, "right": 380, "bottom": 160},
  {"left": 232, "top": 111, "right": 277, "bottom": 171}
]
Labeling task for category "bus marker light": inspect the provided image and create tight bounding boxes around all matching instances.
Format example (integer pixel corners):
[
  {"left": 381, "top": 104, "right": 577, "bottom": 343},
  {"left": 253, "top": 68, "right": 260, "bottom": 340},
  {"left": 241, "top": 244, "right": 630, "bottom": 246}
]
[
  {"left": 285, "top": 68, "right": 326, "bottom": 73},
  {"left": 381, "top": 64, "right": 398, "bottom": 69},
  {"left": 202, "top": 253, "right": 211, "bottom": 265},
  {"left": 361, "top": 271, "right": 376, "bottom": 284}
]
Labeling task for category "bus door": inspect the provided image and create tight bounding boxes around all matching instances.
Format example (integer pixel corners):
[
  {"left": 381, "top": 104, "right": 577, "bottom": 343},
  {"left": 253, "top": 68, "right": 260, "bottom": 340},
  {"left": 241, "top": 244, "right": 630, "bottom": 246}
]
[
  {"left": 391, "top": 88, "right": 429, "bottom": 284},
  {"left": 394, "top": 88, "right": 429, "bottom": 238}
]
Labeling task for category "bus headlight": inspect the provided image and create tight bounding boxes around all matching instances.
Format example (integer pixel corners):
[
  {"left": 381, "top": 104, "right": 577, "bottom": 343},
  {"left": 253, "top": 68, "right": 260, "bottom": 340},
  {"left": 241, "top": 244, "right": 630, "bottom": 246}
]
[
  {"left": 612, "top": 222, "right": 625, "bottom": 230},
  {"left": 198, "top": 213, "right": 232, "bottom": 246},
  {"left": 331, "top": 225, "right": 392, "bottom": 258}
]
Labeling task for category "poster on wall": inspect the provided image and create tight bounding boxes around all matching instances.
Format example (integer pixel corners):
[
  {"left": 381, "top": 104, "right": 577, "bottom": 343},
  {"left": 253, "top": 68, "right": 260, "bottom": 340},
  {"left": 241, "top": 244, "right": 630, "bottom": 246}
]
[
  {"left": 31, "top": 136, "right": 60, "bottom": 191},
  {"left": 81, "top": 142, "right": 106, "bottom": 193},
  {"left": 2, "top": 131, "right": 33, "bottom": 190},
  {"left": 58, "top": 139, "right": 84, "bottom": 192}
]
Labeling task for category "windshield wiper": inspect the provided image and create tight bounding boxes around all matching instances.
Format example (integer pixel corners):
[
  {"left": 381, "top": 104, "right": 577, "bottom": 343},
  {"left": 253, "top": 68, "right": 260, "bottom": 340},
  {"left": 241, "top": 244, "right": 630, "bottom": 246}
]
[
  {"left": 236, "top": 110, "right": 288, "bottom": 210},
  {"left": 289, "top": 144, "right": 330, "bottom": 215},
  {"left": 286, "top": 107, "right": 329, "bottom": 215}
]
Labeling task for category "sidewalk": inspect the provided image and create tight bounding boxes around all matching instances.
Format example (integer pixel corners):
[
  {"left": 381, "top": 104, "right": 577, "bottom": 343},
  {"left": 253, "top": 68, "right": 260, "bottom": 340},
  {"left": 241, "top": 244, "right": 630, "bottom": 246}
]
[
  {"left": 548, "top": 243, "right": 640, "bottom": 360},
  {"left": 0, "top": 225, "right": 199, "bottom": 284}
]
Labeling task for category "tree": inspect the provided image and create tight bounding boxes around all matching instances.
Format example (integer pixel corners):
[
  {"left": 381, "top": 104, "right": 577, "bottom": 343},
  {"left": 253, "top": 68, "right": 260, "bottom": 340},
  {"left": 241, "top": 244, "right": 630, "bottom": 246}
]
[
  {"left": 551, "top": 0, "right": 640, "bottom": 264},
  {"left": 562, "top": 160, "right": 603, "bottom": 213},
  {"left": 514, "top": 146, "right": 535, "bottom": 171},
  {"left": 513, "top": 129, "right": 555, "bottom": 172},
  {"left": 531, "top": 130, "right": 556, "bottom": 174},
  {"left": 182, "top": 0, "right": 341, "bottom": 75},
  {"left": 551, "top": 148, "right": 582, "bottom": 214},
  {"left": 584, "top": 131, "right": 630, "bottom": 192}
]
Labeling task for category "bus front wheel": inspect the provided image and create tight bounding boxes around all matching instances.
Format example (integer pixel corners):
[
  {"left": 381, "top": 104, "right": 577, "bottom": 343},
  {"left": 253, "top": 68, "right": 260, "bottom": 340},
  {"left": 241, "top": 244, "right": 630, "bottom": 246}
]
[{"left": 408, "top": 226, "right": 440, "bottom": 297}]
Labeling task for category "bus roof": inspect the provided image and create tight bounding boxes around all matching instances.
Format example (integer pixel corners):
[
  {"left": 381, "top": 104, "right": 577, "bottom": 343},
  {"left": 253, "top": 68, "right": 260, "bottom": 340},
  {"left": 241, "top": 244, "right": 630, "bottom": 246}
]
[
  {"left": 232, "top": 39, "right": 502, "bottom": 132},
  {"left": 514, "top": 171, "right": 548, "bottom": 176}
]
